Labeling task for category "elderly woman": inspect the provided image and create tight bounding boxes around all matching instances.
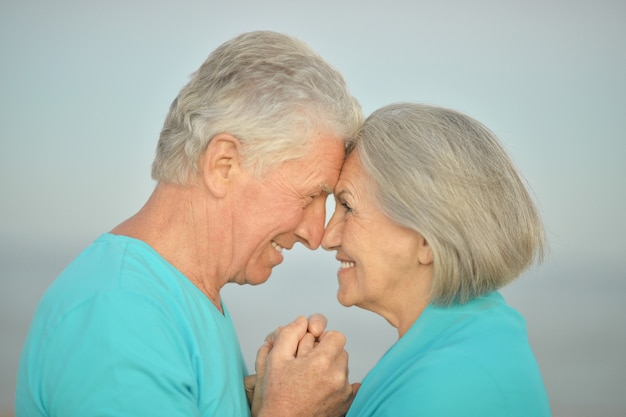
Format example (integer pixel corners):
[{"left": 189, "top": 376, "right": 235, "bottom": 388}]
[{"left": 321, "top": 103, "right": 551, "bottom": 416}]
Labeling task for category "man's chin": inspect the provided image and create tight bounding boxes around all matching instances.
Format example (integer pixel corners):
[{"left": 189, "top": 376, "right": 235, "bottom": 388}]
[{"left": 243, "top": 268, "right": 275, "bottom": 286}]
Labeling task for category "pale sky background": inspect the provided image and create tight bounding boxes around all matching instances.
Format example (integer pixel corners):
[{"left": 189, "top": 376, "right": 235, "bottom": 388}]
[{"left": 1, "top": 1, "right": 625, "bottom": 416}]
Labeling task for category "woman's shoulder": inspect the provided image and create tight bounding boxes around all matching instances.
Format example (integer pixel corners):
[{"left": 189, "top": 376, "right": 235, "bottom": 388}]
[{"left": 351, "top": 293, "right": 550, "bottom": 417}]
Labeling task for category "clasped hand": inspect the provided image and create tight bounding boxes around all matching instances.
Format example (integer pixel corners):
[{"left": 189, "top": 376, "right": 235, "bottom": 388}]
[{"left": 244, "top": 314, "right": 360, "bottom": 417}]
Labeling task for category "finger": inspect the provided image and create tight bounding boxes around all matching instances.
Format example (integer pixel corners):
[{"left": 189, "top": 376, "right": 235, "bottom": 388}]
[
  {"left": 307, "top": 313, "right": 328, "bottom": 339},
  {"left": 251, "top": 343, "right": 271, "bottom": 417},
  {"left": 264, "top": 325, "right": 282, "bottom": 347},
  {"left": 312, "top": 330, "right": 347, "bottom": 357},
  {"left": 268, "top": 316, "right": 308, "bottom": 359},
  {"left": 244, "top": 374, "right": 256, "bottom": 405},
  {"left": 296, "top": 332, "right": 316, "bottom": 357},
  {"left": 255, "top": 341, "right": 271, "bottom": 375}
]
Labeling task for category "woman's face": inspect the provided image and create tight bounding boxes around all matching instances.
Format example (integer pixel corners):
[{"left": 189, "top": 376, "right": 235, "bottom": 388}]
[{"left": 322, "top": 152, "right": 432, "bottom": 334}]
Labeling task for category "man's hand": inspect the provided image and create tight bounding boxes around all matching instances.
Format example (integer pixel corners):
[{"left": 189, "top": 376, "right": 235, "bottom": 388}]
[{"left": 249, "top": 314, "right": 358, "bottom": 417}]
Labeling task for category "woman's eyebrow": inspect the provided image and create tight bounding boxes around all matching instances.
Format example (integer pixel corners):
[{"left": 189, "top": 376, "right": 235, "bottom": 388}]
[{"left": 335, "top": 189, "right": 349, "bottom": 199}]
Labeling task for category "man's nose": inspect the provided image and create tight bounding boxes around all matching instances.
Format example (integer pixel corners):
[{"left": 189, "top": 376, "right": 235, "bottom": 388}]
[
  {"left": 295, "top": 197, "right": 327, "bottom": 250},
  {"left": 321, "top": 209, "right": 342, "bottom": 251}
]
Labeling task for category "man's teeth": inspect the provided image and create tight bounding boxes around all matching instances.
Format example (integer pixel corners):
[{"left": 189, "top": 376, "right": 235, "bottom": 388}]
[
  {"left": 340, "top": 261, "right": 355, "bottom": 269},
  {"left": 271, "top": 241, "right": 283, "bottom": 253}
]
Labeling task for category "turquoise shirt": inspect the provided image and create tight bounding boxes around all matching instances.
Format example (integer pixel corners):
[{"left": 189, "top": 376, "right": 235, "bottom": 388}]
[
  {"left": 347, "top": 292, "right": 551, "bottom": 417},
  {"left": 16, "top": 234, "right": 250, "bottom": 417}
]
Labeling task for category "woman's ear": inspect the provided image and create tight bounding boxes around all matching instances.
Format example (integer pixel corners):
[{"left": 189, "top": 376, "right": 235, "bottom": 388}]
[
  {"left": 417, "top": 235, "right": 433, "bottom": 266},
  {"left": 199, "top": 133, "right": 242, "bottom": 198}
]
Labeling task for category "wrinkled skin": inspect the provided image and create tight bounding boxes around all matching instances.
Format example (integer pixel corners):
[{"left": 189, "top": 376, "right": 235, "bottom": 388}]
[{"left": 245, "top": 314, "right": 360, "bottom": 417}]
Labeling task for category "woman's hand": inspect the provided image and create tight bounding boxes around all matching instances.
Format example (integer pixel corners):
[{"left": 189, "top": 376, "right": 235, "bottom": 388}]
[{"left": 245, "top": 314, "right": 358, "bottom": 417}]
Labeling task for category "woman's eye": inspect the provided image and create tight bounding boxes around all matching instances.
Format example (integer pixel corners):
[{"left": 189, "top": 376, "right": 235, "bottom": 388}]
[{"left": 340, "top": 201, "right": 352, "bottom": 213}]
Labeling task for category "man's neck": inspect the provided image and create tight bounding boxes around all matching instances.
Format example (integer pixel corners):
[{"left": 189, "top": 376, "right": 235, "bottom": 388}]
[{"left": 111, "top": 182, "right": 227, "bottom": 311}]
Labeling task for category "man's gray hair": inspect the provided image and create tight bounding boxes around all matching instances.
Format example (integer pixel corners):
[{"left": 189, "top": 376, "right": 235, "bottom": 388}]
[{"left": 152, "top": 31, "right": 363, "bottom": 183}]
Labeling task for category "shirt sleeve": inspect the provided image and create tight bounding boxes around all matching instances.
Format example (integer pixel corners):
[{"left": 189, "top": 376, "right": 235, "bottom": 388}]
[{"left": 38, "top": 290, "right": 200, "bottom": 417}]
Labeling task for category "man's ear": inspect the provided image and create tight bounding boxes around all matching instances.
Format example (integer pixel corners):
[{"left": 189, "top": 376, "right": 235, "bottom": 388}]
[{"left": 199, "top": 133, "right": 242, "bottom": 198}]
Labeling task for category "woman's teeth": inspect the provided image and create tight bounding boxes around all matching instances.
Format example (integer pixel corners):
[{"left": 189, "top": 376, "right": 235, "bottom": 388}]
[{"left": 340, "top": 261, "right": 355, "bottom": 269}]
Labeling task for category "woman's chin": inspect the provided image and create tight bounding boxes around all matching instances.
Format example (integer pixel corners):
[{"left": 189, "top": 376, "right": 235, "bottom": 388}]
[{"left": 336, "top": 290, "right": 356, "bottom": 307}]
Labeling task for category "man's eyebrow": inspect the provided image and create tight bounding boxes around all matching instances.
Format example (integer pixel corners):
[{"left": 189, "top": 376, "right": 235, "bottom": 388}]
[{"left": 320, "top": 184, "right": 334, "bottom": 194}]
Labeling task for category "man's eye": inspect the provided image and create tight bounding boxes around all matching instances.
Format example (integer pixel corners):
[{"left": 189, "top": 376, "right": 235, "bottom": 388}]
[
  {"left": 340, "top": 202, "right": 352, "bottom": 213},
  {"left": 302, "top": 196, "right": 315, "bottom": 207}
]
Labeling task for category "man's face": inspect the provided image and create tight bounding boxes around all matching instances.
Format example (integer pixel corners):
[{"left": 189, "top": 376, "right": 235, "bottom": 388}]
[{"left": 230, "top": 133, "right": 345, "bottom": 285}]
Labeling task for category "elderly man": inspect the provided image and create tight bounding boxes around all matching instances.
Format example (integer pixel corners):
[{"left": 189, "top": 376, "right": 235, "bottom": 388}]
[{"left": 16, "top": 31, "right": 363, "bottom": 417}]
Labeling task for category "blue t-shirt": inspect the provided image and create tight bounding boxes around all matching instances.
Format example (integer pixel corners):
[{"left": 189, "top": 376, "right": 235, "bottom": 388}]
[
  {"left": 16, "top": 233, "right": 250, "bottom": 417},
  {"left": 347, "top": 292, "right": 551, "bottom": 417}
]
